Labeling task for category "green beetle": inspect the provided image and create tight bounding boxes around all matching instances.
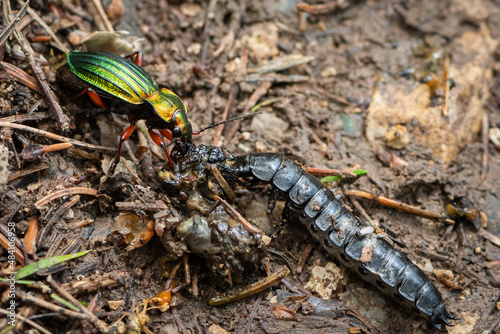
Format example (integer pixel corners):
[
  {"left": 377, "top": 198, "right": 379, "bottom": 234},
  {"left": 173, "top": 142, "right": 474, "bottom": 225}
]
[{"left": 57, "top": 51, "right": 193, "bottom": 171}]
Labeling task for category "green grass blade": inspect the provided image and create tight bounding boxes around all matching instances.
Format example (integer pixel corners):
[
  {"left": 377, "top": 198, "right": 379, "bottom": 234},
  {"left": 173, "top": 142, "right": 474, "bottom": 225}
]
[
  {"left": 0, "top": 325, "right": 14, "bottom": 334},
  {"left": 320, "top": 169, "right": 368, "bottom": 183},
  {"left": 0, "top": 277, "right": 35, "bottom": 285},
  {"left": 50, "top": 293, "right": 80, "bottom": 312},
  {"left": 15, "top": 250, "right": 91, "bottom": 279}
]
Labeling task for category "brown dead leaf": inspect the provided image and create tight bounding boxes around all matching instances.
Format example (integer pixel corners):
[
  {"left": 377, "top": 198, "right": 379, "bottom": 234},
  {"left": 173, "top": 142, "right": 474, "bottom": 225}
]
[
  {"left": 108, "top": 299, "right": 125, "bottom": 310},
  {"left": 271, "top": 304, "right": 299, "bottom": 321},
  {"left": 83, "top": 31, "right": 134, "bottom": 54}
]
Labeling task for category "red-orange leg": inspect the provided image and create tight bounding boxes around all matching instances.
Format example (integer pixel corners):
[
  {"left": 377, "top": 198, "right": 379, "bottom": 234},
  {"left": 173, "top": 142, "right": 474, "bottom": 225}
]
[
  {"left": 159, "top": 129, "right": 186, "bottom": 155},
  {"left": 148, "top": 129, "right": 174, "bottom": 167},
  {"left": 72, "top": 88, "right": 109, "bottom": 109},
  {"left": 183, "top": 254, "right": 191, "bottom": 285},
  {"left": 126, "top": 51, "right": 143, "bottom": 67},
  {"left": 159, "top": 129, "right": 173, "bottom": 141},
  {"left": 108, "top": 123, "right": 136, "bottom": 175}
]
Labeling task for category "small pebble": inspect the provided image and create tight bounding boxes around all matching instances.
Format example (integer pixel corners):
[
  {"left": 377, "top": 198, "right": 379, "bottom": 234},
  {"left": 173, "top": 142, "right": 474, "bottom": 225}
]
[
  {"left": 255, "top": 141, "right": 267, "bottom": 152},
  {"left": 187, "top": 43, "right": 202, "bottom": 55},
  {"left": 384, "top": 124, "right": 410, "bottom": 149},
  {"left": 180, "top": 3, "right": 202, "bottom": 17},
  {"left": 489, "top": 127, "right": 500, "bottom": 148},
  {"left": 480, "top": 211, "right": 488, "bottom": 228},
  {"left": 320, "top": 67, "right": 338, "bottom": 78}
]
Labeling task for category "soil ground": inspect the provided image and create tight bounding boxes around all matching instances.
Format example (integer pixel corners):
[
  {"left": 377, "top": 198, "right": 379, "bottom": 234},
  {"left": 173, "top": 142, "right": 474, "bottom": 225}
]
[{"left": 1, "top": 0, "right": 500, "bottom": 333}]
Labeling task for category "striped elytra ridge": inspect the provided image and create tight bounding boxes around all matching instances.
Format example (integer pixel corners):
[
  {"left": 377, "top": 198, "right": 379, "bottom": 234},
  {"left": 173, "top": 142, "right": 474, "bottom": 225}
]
[
  {"left": 63, "top": 51, "right": 192, "bottom": 144},
  {"left": 66, "top": 51, "right": 158, "bottom": 104}
]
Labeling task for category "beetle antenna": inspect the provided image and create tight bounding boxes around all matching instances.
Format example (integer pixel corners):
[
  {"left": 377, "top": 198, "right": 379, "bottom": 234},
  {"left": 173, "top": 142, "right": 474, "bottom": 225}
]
[
  {"left": 49, "top": 84, "right": 64, "bottom": 96},
  {"left": 193, "top": 111, "right": 262, "bottom": 135}
]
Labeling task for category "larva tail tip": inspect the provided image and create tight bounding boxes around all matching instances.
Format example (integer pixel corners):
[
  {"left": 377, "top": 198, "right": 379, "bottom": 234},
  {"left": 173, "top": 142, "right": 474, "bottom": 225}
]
[{"left": 433, "top": 311, "right": 458, "bottom": 328}]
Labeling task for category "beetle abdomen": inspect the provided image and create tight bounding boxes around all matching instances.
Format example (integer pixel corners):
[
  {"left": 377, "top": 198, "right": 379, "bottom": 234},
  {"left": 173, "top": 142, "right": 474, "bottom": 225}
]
[{"left": 66, "top": 51, "right": 158, "bottom": 104}]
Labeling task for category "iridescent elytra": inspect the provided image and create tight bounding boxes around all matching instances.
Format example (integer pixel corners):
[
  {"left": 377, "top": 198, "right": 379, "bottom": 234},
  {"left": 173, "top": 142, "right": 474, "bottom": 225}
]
[{"left": 57, "top": 50, "right": 193, "bottom": 171}]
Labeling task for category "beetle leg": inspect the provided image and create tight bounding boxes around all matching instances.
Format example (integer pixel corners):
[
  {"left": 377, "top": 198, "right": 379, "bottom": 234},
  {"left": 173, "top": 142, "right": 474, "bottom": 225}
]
[
  {"left": 270, "top": 202, "right": 291, "bottom": 241},
  {"left": 108, "top": 123, "right": 136, "bottom": 175},
  {"left": 148, "top": 129, "right": 174, "bottom": 167},
  {"left": 126, "top": 51, "right": 143, "bottom": 67},
  {"left": 72, "top": 89, "right": 87, "bottom": 99},
  {"left": 72, "top": 88, "right": 109, "bottom": 109},
  {"left": 267, "top": 188, "right": 279, "bottom": 214},
  {"left": 159, "top": 129, "right": 173, "bottom": 141}
]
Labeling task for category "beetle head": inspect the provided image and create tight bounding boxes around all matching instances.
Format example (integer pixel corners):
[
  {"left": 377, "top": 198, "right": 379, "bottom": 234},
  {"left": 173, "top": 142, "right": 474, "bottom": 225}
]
[
  {"left": 147, "top": 88, "right": 193, "bottom": 143},
  {"left": 170, "top": 109, "right": 193, "bottom": 143}
]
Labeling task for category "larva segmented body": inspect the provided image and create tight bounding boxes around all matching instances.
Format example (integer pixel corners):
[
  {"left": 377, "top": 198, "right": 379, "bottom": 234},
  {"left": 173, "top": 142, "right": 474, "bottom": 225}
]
[{"left": 222, "top": 153, "right": 455, "bottom": 329}]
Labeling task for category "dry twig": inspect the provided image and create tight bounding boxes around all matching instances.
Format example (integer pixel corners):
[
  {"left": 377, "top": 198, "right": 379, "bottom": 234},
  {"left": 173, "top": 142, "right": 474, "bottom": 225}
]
[
  {"left": 0, "top": 0, "right": 29, "bottom": 47},
  {"left": 296, "top": 1, "right": 343, "bottom": 14},
  {"left": 34, "top": 187, "right": 98, "bottom": 208},
  {"left": 226, "top": 81, "right": 272, "bottom": 143},
  {"left": 242, "top": 293, "right": 263, "bottom": 334},
  {"left": 3, "top": 0, "right": 71, "bottom": 131},
  {"left": 47, "top": 275, "right": 109, "bottom": 333},
  {"left": 213, "top": 195, "right": 264, "bottom": 235},
  {"left": 442, "top": 57, "right": 450, "bottom": 117},
  {"left": 119, "top": 156, "right": 142, "bottom": 184},
  {"left": 213, "top": 84, "right": 238, "bottom": 146},
  {"left": 0, "top": 60, "right": 40, "bottom": 93},
  {"left": 0, "top": 231, "right": 25, "bottom": 265},
  {"left": 296, "top": 243, "right": 313, "bottom": 274},
  {"left": 210, "top": 165, "right": 236, "bottom": 201},
  {"left": 91, "top": 0, "right": 114, "bottom": 32},
  {"left": 0, "top": 308, "right": 51, "bottom": 334},
  {"left": 8, "top": 163, "right": 49, "bottom": 182},
  {"left": 61, "top": 270, "right": 126, "bottom": 294},
  {"left": 0, "top": 110, "right": 48, "bottom": 123},
  {"left": 115, "top": 201, "right": 169, "bottom": 212},
  {"left": 18, "top": 0, "right": 69, "bottom": 53},
  {"left": 478, "top": 228, "right": 500, "bottom": 247},
  {"left": 345, "top": 189, "right": 455, "bottom": 224},
  {"left": 481, "top": 113, "right": 489, "bottom": 180},
  {"left": 37, "top": 195, "right": 81, "bottom": 250},
  {"left": 209, "top": 266, "right": 290, "bottom": 305},
  {"left": 16, "top": 290, "right": 107, "bottom": 333},
  {"left": 0, "top": 122, "right": 115, "bottom": 152}
]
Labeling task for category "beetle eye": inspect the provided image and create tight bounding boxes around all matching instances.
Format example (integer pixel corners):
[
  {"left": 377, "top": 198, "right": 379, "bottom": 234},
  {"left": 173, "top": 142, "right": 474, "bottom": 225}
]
[{"left": 172, "top": 127, "right": 182, "bottom": 137}]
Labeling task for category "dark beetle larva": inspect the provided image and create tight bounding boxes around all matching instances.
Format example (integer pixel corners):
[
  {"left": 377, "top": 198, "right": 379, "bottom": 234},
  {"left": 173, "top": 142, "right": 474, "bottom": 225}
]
[{"left": 220, "top": 153, "right": 456, "bottom": 329}]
